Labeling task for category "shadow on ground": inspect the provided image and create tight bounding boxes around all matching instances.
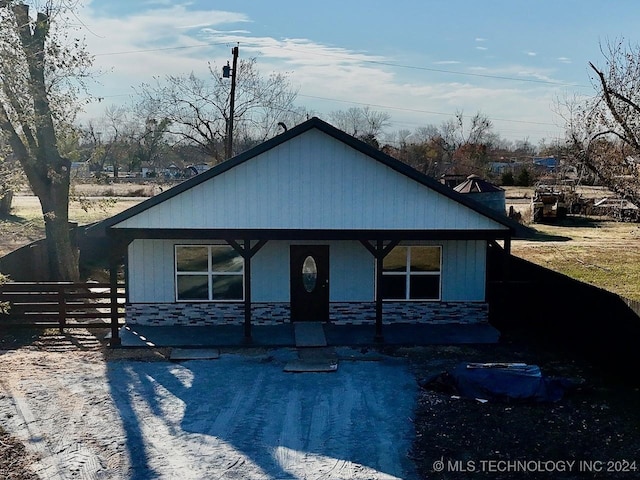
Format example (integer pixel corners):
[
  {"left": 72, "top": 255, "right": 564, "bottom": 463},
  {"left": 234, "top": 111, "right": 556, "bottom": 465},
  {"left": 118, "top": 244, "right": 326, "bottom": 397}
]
[{"left": 106, "top": 348, "right": 418, "bottom": 479}]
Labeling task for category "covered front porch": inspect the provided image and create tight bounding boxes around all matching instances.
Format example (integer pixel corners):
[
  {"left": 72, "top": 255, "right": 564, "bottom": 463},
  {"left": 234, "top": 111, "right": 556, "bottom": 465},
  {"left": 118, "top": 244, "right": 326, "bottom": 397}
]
[{"left": 106, "top": 228, "right": 512, "bottom": 347}]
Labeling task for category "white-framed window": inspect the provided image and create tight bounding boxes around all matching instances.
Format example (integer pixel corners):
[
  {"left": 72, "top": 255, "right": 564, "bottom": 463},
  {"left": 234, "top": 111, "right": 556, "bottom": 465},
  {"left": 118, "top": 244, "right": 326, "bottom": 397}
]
[
  {"left": 381, "top": 246, "right": 441, "bottom": 300},
  {"left": 175, "top": 245, "right": 244, "bottom": 301}
]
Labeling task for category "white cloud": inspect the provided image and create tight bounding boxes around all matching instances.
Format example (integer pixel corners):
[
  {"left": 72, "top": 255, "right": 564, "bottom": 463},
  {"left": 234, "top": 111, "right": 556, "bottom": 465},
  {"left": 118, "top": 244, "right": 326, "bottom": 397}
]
[
  {"left": 557, "top": 57, "right": 572, "bottom": 64},
  {"left": 526, "top": 51, "right": 537, "bottom": 57},
  {"left": 76, "top": 4, "right": 252, "bottom": 106},
  {"left": 74, "top": 3, "right": 564, "bottom": 142}
]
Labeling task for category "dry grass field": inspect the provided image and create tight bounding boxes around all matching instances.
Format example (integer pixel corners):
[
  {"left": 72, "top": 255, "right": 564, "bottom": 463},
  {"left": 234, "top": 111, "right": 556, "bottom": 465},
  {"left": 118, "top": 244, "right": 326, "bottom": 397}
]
[
  {"left": 512, "top": 220, "right": 640, "bottom": 301},
  {"left": 0, "top": 188, "right": 151, "bottom": 257},
  {"left": 504, "top": 185, "right": 640, "bottom": 302}
]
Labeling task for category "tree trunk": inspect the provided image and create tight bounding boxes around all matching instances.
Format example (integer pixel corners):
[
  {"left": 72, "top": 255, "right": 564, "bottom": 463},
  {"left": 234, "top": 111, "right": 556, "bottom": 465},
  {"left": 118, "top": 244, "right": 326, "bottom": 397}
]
[
  {"left": 44, "top": 212, "right": 79, "bottom": 281},
  {"left": 0, "top": 191, "right": 13, "bottom": 216},
  {"left": 23, "top": 153, "right": 79, "bottom": 281},
  {"left": 40, "top": 191, "right": 79, "bottom": 281},
  {"left": 12, "top": 153, "right": 79, "bottom": 280}
]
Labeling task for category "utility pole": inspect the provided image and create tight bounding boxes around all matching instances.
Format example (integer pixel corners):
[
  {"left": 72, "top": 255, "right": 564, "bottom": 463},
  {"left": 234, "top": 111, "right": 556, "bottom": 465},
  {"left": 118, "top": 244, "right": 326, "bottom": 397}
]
[{"left": 223, "top": 44, "right": 239, "bottom": 159}]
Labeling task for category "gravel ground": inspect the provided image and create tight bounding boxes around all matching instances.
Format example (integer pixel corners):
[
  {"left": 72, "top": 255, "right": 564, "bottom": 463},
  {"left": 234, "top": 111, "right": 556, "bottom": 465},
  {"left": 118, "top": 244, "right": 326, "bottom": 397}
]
[
  {"left": 1, "top": 330, "right": 639, "bottom": 480},
  {"left": 0, "top": 331, "right": 418, "bottom": 480}
]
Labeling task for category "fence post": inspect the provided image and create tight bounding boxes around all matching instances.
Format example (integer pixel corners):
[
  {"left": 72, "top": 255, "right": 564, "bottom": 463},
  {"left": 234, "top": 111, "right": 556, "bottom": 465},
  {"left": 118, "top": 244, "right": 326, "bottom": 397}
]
[{"left": 58, "top": 284, "right": 66, "bottom": 333}]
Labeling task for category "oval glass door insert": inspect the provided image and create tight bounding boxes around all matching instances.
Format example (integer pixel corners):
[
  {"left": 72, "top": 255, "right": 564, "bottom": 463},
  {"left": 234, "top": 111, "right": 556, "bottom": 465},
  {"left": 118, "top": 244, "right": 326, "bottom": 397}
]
[{"left": 302, "top": 255, "right": 318, "bottom": 292}]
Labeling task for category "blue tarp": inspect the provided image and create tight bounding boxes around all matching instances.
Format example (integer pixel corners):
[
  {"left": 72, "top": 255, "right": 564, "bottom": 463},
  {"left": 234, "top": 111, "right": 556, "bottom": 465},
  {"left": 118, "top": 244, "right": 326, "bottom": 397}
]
[{"left": 424, "top": 363, "right": 574, "bottom": 403}]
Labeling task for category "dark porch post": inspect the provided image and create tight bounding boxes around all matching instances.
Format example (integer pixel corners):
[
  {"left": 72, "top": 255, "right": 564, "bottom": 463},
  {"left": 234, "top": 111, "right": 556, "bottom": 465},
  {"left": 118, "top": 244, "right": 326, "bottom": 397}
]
[
  {"left": 227, "top": 239, "right": 268, "bottom": 343},
  {"left": 108, "top": 237, "right": 127, "bottom": 347},
  {"left": 374, "top": 239, "right": 384, "bottom": 342},
  {"left": 500, "top": 235, "right": 512, "bottom": 322},
  {"left": 503, "top": 235, "right": 511, "bottom": 282},
  {"left": 361, "top": 239, "right": 400, "bottom": 343},
  {"left": 243, "top": 238, "right": 252, "bottom": 340}
]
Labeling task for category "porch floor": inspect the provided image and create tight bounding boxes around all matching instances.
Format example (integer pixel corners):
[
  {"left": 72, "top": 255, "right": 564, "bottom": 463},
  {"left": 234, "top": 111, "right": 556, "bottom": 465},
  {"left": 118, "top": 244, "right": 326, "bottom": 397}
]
[{"left": 116, "top": 322, "right": 500, "bottom": 348}]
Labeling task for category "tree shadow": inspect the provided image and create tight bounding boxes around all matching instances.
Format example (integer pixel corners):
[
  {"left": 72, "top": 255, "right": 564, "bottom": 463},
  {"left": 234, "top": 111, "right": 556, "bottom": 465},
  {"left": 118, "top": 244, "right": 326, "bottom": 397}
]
[
  {"left": 105, "top": 352, "right": 418, "bottom": 479},
  {"left": 0, "top": 326, "right": 45, "bottom": 351},
  {"left": 0, "top": 212, "right": 28, "bottom": 223},
  {"left": 0, "top": 213, "right": 42, "bottom": 233},
  {"left": 525, "top": 216, "right": 611, "bottom": 242},
  {"left": 0, "top": 327, "right": 107, "bottom": 354},
  {"left": 522, "top": 229, "right": 572, "bottom": 242}
]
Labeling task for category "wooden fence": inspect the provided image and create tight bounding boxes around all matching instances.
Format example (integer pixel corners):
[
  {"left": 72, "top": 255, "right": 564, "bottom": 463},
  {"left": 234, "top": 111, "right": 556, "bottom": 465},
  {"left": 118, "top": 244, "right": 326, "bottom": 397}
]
[
  {"left": 487, "top": 242, "right": 640, "bottom": 382},
  {"left": 0, "top": 282, "right": 125, "bottom": 336}
]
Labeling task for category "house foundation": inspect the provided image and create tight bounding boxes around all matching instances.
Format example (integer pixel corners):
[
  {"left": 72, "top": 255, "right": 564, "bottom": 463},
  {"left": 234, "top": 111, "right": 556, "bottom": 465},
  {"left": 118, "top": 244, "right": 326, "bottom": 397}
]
[{"left": 125, "top": 301, "right": 489, "bottom": 327}]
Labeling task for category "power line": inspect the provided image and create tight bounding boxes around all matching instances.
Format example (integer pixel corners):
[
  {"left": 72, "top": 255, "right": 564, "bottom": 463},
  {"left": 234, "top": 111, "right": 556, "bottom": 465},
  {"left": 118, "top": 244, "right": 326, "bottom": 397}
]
[
  {"left": 271, "top": 45, "right": 588, "bottom": 88},
  {"left": 94, "top": 41, "right": 231, "bottom": 57},
  {"left": 297, "top": 93, "right": 560, "bottom": 127},
  {"left": 90, "top": 89, "right": 561, "bottom": 130},
  {"left": 91, "top": 39, "right": 588, "bottom": 88}
]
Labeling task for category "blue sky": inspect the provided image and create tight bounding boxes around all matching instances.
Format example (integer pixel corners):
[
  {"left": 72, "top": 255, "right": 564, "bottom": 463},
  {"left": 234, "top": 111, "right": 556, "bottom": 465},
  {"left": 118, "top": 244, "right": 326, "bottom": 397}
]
[{"left": 77, "top": 0, "right": 640, "bottom": 145}]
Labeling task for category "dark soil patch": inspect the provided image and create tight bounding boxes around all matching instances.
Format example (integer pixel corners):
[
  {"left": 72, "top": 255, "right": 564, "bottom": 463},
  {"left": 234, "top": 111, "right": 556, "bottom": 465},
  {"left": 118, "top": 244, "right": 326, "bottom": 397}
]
[
  {"left": 400, "top": 337, "right": 640, "bottom": 479},
  {"left": 0, "top": 427, "right": 39, "bottom": 480}
]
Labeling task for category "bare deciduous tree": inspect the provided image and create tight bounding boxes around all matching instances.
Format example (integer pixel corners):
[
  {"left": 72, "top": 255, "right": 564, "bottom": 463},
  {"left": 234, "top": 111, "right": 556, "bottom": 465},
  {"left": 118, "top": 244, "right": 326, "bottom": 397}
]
[
  {"left": 564, "top": 38, "right": 640, "bottom": 206},
  {"left": 328, "top": 106, "right": 391, "bottom": 147},
  {"left": 0, "top": 1, "right": 93, "bottom": 280},
  {"left": 136, "top": 58, "right": 300, "bottom": 164}
]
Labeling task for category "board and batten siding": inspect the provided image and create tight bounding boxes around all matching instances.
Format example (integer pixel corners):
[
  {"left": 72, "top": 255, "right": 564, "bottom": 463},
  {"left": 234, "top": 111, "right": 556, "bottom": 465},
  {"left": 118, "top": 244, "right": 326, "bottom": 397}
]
[
  {"left": 112, "top": 130, "right": 507, "bottom": 232},
  {"left": 441, "top": 240, "right": 486, "bottom": 301},
  {"left": 127, "top": 239, "right": 487, "bottom": 304}
]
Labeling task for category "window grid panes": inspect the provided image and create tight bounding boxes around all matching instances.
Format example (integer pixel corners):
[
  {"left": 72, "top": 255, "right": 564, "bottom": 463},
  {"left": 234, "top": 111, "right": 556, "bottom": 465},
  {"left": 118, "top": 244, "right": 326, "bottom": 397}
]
[
  {"left": 175, "top": 245, "right": 244, "bottom": 301},
  {"left": 382, "top": 246, "right": 441, "bottom": 300}
]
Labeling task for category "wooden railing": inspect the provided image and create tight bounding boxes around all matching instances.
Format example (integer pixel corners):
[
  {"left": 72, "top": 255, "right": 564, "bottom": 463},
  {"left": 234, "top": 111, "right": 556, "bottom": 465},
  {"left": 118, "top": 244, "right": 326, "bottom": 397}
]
[{"left": 0, "top": 282, "right": 125, "bottom": 335}]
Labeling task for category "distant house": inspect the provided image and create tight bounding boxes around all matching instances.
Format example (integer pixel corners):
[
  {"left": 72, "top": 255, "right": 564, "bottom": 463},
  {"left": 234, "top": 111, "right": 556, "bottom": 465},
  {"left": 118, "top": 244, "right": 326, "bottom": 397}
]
[
  {"left": 141, "top": 161, "right": 187, "bottom": 179},
  {"left": 532, "top": 156, "right": 558, "bottom": 172},
  {"left": 140, "top": 163, "right": 155, "bottom": 178},
  {"left": 185, "top": 163, "right": 211, "bottom": 176},
  {"left": 102, "top": 117, "right": 522, "bottom": 342},
  {"left": 164, "top": 163, "right": 182, "bottom": 178},
  {"left": 488, "top": 160, "right": 525, "bottom": 176}
]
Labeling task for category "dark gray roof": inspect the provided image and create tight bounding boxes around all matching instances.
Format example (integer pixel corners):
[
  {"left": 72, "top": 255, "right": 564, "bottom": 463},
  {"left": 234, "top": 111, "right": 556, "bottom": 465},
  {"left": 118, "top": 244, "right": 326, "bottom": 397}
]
[{"left": 454, "top": 174, "right": 504, "bottom": 194}]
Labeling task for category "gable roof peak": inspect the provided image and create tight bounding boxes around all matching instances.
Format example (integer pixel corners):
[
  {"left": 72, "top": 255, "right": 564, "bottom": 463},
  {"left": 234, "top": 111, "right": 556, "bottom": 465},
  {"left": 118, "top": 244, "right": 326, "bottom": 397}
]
[{"left": 99, "top": 115, "right": 528, "bottom": 235}]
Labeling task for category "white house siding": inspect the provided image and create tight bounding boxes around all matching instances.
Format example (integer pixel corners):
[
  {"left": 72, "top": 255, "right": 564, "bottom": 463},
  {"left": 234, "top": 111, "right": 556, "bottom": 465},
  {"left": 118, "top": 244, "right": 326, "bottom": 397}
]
[
  {"left": 112, "top": 130, "right": 507, "bottom": 233},
  {"left": 126, "top": 238, "right": 486, "bottom": 304},
  {"left": 441, "top": 239, "right": 486, "bottom": 301},
  {"left": 127, "top": 239, "right": 175, "bottom": 303}
]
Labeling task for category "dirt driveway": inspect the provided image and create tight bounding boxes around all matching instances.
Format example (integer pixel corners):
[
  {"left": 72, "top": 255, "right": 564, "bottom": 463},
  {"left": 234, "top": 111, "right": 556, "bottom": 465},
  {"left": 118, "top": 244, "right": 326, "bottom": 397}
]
[{"left": 0, "top": 342, "right": 418, "bottom": 479}]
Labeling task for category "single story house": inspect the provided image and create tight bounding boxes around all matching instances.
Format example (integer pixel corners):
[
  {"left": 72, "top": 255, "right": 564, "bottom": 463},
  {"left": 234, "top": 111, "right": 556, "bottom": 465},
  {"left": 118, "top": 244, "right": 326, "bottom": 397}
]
[
  {"left": 102, "top": 117, "right": 521, "bottom": 345},
  {"left": 532, "top": 156, "right": 559, "bottom": 172}
]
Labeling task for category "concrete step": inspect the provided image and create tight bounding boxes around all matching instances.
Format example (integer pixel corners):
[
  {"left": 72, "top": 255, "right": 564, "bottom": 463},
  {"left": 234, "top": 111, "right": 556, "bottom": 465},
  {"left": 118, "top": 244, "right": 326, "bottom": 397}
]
[{"left": 294, "top": 322, "right": 327, "bottom": 347}]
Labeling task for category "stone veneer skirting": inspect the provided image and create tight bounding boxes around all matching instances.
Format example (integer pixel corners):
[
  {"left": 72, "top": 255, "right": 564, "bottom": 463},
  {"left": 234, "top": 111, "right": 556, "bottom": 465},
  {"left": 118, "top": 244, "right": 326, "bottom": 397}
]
[{"left": 126, "top": 301, "right": 488, "bottom": 326}]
